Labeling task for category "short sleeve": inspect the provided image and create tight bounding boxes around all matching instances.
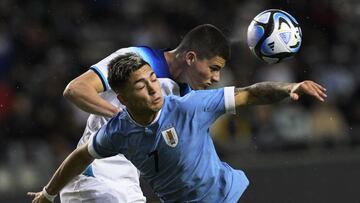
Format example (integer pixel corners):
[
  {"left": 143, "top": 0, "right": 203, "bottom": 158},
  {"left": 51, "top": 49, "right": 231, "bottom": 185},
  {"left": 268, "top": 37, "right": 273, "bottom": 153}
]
[
  {"left": 178, "top": 86, "right": 235, "bottom": 127},
  {"left": 89, "top": 47, "right": 136, "bottom": 91},
  {"left": 87, "top": 118, "right": 122, "bottom": 159}
]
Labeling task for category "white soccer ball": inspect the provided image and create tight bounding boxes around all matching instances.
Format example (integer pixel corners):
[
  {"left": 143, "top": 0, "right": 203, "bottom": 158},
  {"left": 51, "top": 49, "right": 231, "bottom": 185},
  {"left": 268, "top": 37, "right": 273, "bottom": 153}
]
[{"left": 247, "top": 9, "right": 302, "bottom": 64}]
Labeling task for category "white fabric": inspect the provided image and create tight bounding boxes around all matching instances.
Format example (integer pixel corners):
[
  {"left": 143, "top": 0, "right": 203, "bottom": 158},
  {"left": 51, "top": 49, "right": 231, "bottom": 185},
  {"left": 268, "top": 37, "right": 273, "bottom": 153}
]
[
  {"left": 60, "top": 175, "right": 145, "bottom": 203},
  {"left": 224, "top": 86, "right": 236, "bottom": 114}
]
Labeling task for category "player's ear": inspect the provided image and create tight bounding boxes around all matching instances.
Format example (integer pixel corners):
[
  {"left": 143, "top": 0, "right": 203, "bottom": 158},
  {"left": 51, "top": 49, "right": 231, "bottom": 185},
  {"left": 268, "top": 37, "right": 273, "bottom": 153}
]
[
  {"left": 117, "top": 93, "right": 128, "bottom": 106},
  {"left": 185, "top": 51, "right": 196, "bottom": 66}
]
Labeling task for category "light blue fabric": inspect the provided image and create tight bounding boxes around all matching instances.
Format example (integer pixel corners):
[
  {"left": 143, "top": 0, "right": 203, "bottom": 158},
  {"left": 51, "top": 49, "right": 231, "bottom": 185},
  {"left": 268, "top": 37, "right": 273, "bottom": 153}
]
[{"left": 91, "top": 88, "right": 249, "bottom": 202}]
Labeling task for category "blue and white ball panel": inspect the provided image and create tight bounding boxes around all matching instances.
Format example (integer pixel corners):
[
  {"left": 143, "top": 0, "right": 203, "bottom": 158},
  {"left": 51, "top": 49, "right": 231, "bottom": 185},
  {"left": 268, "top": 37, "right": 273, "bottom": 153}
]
[
  {"left": 247, "top": 21, "right": 265, "bottom": 49},
  {"left": 279, "top": 32, "right": 291, "bottom": 45},
  {"left": 260, "top": 34, "right": 287, "bottom": 55},
  {"left": 273, "top": 12, "right": 302, "bottom": 52},
  {"left": 254, "top": 11, "right": 271, "bottom": 24},
  {"left": 273, "top": 12, "right": 293, "bottom": 31}
]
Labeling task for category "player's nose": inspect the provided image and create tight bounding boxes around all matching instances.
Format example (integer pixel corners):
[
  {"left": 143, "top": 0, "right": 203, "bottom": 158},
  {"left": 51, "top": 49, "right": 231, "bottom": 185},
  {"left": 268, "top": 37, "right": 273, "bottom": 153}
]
[
  {"left": 211, "top": 72, "right": 220, "bottom": 83},
  {"left": 147, "top": 82, "right": 157, "bottom": 95}
]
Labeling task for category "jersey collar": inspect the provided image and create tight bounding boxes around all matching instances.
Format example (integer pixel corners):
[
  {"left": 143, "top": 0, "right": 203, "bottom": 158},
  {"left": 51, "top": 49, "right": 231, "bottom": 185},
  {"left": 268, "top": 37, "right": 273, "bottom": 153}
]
[{"left": 125, "top": 108, "right": 162, "bottom": 127}]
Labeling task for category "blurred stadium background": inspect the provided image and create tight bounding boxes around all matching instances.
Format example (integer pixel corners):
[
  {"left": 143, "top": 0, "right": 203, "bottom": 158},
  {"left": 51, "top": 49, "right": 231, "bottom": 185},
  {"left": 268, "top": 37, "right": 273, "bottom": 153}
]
[{"left": 1, "top": 0, "right": 360, "bottom": 202}]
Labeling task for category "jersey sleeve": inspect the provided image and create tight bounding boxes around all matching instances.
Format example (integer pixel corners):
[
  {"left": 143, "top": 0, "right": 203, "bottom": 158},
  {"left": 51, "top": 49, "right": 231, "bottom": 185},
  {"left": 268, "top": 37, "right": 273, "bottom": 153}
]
[
  {"left": 179, "top": 86, "right": 235, "bottom": 127},
  {"left": 87, "top": 117, "right": 123, "bottom": 159},
  {"left": 89, "top": 47, "right": 135, "bottom": 91}
]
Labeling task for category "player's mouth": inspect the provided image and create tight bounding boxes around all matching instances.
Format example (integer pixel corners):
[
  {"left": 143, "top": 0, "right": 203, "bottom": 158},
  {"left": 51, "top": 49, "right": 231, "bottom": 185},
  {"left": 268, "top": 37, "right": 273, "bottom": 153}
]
[
  {"left": 152, "top": 96, "right": 162, "bottom": 104},
  {"left": 204, "top": 83, "right": 212, "bottom": 89}
]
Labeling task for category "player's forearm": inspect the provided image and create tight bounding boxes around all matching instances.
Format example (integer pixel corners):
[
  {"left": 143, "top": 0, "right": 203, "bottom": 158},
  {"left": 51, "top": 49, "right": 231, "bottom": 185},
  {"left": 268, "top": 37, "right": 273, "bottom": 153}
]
[
  {"left": 235, "top": 82, "right": 294, "bottom": 106},
  {"left": 45, "top": 145, "right": 94, "bottom": 196},
  {"left": 63, "top": 82, "right": 119, "bottom": 117}
]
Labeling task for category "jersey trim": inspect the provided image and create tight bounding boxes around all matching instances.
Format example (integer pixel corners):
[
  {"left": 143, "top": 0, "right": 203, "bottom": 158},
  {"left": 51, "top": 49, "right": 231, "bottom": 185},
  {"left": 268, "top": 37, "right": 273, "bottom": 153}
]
[
  {"left": 224, "top": 86, "right": 236, "bottom": 114},
  {"left": 90, "top": 66, "right": 111, "bottom": 91},
  {"left": 82, "top": 165, "right": 95, "bottom": 177},
  {"left": 125, "top": 108, "right": 162, "bottom": 127},
  {"left": 88, "top": 135, "right": 103, "bottom": 159}
]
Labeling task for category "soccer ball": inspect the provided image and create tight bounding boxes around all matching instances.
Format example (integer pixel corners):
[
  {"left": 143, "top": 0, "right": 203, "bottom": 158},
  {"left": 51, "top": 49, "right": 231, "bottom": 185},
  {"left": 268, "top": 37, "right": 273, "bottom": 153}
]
[{"left": 247, "top": 9, "right": 302, "bottom": 64}]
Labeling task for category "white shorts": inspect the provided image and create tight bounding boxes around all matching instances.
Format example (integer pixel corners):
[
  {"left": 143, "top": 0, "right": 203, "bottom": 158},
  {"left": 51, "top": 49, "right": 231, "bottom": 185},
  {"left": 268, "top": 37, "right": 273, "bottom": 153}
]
[{"left": 60, "top": 175, "right": 146, "bottom": 203}]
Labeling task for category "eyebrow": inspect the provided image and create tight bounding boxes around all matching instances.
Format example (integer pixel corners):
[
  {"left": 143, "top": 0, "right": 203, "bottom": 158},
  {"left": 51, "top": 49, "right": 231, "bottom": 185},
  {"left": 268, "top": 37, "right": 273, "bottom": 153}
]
[
  {"left": 133, "top": 71, "right": 156, "bottom": 84},
  {"left": 210, "top": 65, "right": 222, "bottom": 70}
]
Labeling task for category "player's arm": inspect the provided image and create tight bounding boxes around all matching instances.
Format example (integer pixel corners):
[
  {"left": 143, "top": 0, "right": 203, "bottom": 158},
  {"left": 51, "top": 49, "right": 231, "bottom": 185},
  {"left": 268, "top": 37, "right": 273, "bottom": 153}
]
[
  {"left": 27, "top": 143, "right": 94, "bottom": 203},
  {"left": 63, "top": 70, "right": 120, "bottom": 117},
  {"left": 234, "top": 80, "right": 327, "bottom": 107}
]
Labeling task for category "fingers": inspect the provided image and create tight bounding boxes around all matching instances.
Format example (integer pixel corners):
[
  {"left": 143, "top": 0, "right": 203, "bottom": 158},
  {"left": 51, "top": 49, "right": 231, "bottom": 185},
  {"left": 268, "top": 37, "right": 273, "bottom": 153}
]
[
  {"left": 27, "top": 192, "right": 37, "bottom": 196},
  {"left": 301, "top": 81, "right": 327, "bottom": 102},
  {"left": 27, "top": 191, "right": 42, "bottom": 203},
  {"left": 313, "top": 82, "right": 327, "bottom": 91},
  {"left": 310, "top": 81, "right": 327, "bottom": 101}
]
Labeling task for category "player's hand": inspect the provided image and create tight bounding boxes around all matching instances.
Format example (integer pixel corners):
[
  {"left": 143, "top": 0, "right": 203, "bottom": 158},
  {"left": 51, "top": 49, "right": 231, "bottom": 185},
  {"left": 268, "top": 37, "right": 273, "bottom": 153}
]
[
  {"left": 27, "top": 191, "right": 52, "bottom": 203},
  {"left": 289, "top": 80, "right": 327, "bottom": 102}
]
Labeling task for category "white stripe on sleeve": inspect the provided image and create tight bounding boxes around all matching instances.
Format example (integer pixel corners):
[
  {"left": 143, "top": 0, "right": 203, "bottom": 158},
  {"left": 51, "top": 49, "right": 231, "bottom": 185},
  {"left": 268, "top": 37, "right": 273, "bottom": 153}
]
[
  {"left": 224, "top": 86, "right": 236, "bottom": 114},
  {"left": 87, "top": 136, "right": 103, "bottom": 159}
]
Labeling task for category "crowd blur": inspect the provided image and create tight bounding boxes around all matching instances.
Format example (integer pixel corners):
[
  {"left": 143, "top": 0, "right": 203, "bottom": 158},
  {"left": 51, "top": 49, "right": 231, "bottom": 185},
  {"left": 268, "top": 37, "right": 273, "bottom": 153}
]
[{"left": 0, "top": 0, "right": 359, "bottom": 201}]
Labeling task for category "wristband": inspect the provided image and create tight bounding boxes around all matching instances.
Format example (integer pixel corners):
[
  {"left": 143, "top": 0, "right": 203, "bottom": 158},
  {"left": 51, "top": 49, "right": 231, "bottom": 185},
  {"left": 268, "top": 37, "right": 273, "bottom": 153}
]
[{"left": 42, "top": 187, "right": 57, "bottom": 202}]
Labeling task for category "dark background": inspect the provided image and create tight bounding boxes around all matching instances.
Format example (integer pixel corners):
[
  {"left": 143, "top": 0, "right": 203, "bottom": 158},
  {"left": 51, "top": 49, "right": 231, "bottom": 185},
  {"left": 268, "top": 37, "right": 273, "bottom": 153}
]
[{"left": 0, "top": 0, "right": 359, "bottom": 202}]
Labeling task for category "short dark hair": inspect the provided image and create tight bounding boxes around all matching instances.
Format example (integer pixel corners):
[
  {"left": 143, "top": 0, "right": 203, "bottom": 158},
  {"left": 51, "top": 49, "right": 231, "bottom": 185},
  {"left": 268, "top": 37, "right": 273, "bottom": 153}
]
[
  {"left": 108, "top": 52, "right": 149, "bottom": 93},
  {"left": 176, "top": 24, "right": 230, "bottom": 60}
]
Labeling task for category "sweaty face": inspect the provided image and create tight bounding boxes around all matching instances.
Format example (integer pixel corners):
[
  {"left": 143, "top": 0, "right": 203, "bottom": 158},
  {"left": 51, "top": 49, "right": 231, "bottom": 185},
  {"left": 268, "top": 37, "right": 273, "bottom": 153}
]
[
  {"left": 120, "top": 65, "right": 163, "bottom": 114},
  {"left": 187, "top": 55, "right": 226, "bottom": 90}
]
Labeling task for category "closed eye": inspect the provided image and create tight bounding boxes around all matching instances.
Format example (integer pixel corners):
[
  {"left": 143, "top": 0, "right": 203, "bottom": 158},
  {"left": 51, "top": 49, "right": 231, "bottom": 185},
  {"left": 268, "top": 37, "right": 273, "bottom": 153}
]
[
  {"left": 210, "top": 65, "right": 221, "bottom": 72},
  {"left": 150, "top": 72, "right": 157, "bottom": 82}
]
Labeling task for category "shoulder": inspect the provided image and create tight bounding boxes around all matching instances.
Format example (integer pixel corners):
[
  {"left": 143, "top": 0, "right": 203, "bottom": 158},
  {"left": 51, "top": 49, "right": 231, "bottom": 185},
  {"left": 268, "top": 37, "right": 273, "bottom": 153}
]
[
  {"left": 183, "top": 88, "right": 225, "bottom": 100},
  {"left": 162, "top": 90, "right": 208, "bottom": 108},
  {"left": 103, "top": 111, "right": 130, "bottom": 134}
]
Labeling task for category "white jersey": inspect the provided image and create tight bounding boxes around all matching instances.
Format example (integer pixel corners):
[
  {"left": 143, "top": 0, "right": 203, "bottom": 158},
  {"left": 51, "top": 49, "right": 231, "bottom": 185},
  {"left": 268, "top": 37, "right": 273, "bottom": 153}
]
[{"left": 61, "top": 46, "right": 191, "bottom": 203}]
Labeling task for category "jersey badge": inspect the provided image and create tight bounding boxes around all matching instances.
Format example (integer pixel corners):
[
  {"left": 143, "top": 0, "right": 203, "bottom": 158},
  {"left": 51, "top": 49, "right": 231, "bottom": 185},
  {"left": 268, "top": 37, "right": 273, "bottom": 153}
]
[{"left": 161, "top": 127, "right": 178, "bottom": 147}]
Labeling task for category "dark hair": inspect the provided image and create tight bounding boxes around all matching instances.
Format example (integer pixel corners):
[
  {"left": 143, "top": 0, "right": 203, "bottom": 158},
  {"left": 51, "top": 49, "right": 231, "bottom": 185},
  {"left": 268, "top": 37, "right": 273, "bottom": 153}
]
[
  {"left": 108, "top": 52, "right": 149, "bottom": 93},
  {"left": 176, "top": 24, "right": 230, "bottom": 60}
]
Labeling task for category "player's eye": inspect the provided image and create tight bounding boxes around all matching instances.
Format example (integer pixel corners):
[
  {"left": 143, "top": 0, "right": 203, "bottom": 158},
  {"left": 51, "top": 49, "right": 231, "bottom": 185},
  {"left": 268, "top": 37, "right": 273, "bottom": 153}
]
[
  {"left": 210, "top": 66, "right": 220, "bottom": 72},
  {"left": 151, "top": 74, "right": 157, "bottom": 82},
  {"left": 135, "top": 83, "right": 145, "bottom": 90}
]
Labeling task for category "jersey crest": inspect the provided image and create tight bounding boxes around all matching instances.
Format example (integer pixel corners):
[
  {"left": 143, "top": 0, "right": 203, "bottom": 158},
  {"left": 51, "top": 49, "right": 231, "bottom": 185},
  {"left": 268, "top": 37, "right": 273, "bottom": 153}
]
[{"left": 161, "top": 127, "right": 178, "bottom": 147}]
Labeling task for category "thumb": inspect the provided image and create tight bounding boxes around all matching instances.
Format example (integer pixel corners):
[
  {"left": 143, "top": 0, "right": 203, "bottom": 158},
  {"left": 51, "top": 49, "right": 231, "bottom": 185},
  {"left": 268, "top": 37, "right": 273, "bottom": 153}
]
[{"left": 290, "top": 92, "right": 299, "bottom": 101}]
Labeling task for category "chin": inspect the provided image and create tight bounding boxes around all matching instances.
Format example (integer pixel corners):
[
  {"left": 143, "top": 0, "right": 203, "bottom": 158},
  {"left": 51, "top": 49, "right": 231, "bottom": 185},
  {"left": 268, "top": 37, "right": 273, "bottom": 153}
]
[
  {"left": 194, "top": 86, "right": 204, "bottom": 90},
  {"left": 153, "top": 101, "right": 163, "bottom": 111}
]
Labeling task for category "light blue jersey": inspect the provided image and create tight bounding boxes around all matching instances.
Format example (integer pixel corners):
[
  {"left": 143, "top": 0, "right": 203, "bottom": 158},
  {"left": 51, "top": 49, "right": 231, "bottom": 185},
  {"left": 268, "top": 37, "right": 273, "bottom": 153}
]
[
  {"left": 81, "top": 46, "right": 191, "bottom": 178},
  {"left": 88, "top": 87, "right": 249, "bottom": 202}
]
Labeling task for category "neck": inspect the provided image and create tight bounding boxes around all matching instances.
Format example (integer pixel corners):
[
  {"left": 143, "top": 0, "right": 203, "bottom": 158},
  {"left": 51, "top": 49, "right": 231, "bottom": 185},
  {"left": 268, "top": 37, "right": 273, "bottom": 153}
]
[
  {"left": 127, "top": 108, "right": 159, "bottom": 126},
  {"left": 164, "top": 49, "right": 187, "bottom": 83}
]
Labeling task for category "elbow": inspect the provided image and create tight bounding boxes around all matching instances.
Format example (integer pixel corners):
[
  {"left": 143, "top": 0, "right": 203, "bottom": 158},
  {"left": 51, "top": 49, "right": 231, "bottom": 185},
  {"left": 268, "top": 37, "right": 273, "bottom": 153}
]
[{"left": 63, "top": 81, "right": 78, "bottom": 100}]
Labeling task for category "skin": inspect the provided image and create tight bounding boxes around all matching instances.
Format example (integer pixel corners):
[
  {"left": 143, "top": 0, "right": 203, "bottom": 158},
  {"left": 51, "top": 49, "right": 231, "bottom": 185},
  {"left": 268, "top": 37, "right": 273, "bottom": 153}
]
[
  {"left": 117, "top": 64, "right": 163, "bottom": 126},
  {"left": 165, "top": 50, "right": 226, "bottom": 90},
  {"left": 234, "top": 80, "right": 327, "bottom": 109},
  {"left": 182, "top": 53, "right": 225, "bottom": 89},
  {"left": 63, "top": 70, "right": 120, "bottom": 117}
]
